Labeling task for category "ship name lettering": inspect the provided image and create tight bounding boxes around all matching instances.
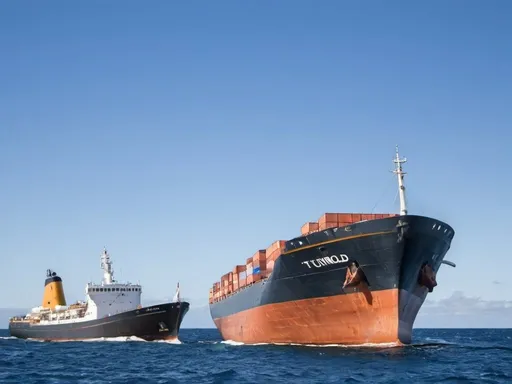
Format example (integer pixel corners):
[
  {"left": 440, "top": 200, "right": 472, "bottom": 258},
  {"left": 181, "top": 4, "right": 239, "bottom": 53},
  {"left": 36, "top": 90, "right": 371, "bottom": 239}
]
[{"left": 302, "top": 254, "right": 349, "bottom": 269}]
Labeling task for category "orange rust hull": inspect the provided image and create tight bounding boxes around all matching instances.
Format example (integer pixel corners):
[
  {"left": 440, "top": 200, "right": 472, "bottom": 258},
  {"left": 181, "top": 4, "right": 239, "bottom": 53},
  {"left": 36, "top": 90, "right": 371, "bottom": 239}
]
[{"left": 213, "top": 288, "right": 403, "bottom": 345}]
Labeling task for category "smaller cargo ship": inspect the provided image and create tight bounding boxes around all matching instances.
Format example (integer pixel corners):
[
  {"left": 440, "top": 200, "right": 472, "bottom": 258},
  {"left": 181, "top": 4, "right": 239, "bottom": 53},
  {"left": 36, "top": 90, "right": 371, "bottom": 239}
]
[{"left": 9, "top": 248, "right": 189, "bottom": 342}]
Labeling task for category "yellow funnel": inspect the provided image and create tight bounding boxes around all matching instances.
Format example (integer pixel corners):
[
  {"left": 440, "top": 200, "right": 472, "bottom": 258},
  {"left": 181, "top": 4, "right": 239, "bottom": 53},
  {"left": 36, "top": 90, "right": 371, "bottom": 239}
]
[{"left": 42, "top": 269, "right": 66, "bottom": 310}]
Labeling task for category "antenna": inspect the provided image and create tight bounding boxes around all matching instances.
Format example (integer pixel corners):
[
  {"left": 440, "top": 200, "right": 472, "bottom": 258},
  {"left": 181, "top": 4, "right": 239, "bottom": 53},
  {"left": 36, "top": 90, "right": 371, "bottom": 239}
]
[
  {"left": 100, "top": 247, "right": 115, "bottom": 285},
  {"left": 392, "top": 145, "right": 408, "bottom": 216}
]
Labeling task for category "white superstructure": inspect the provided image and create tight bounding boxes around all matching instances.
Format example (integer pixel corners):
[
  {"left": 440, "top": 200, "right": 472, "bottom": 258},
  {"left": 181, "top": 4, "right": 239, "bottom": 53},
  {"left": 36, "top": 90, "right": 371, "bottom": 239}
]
[{"left": 83, "top": 248, "right": 142, "bottom": 320}]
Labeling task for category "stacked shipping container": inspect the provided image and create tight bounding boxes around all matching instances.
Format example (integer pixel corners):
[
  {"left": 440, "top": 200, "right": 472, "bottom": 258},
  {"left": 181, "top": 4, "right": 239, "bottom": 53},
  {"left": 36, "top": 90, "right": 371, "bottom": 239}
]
[
  {"left": 209, "top": 212, "right": 399, "bottom": 303},
  {"left": 232, "top": 265, "right": 246, "bottom": 291},
  {"left": 301, "top": 222, "right": 319, "bottom": 236},
  {"left": 265, "top": 240, "right": 286, "bottom": 272},
  {"left": 305, "top": 212, "right": 399, "bottom": 232},
  {"left": 250, "top": 250, "right": 266, "bottom": 284}
]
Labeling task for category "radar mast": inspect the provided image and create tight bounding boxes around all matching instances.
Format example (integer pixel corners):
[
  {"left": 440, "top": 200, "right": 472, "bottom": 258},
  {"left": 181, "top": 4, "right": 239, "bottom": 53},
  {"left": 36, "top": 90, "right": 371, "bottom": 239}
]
[
  {"left": 392, "top": 145, "right": 408, "bottom": 216},
  {"left": 100, "top": 247, "right": 115, "bottom": 284}
]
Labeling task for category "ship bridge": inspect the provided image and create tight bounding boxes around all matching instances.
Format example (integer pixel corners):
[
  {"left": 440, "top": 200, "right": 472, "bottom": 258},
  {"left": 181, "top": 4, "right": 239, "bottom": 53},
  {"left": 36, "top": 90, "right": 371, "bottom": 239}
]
[{"left": 83, "top": 249, "right": 142, "bottom": 320}]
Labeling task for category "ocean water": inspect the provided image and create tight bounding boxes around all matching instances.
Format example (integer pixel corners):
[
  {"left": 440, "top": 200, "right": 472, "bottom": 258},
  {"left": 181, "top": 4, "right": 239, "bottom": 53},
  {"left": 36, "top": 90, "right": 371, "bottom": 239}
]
[{"left": 1, "top": 328, "right": 511, "bottom": 383}]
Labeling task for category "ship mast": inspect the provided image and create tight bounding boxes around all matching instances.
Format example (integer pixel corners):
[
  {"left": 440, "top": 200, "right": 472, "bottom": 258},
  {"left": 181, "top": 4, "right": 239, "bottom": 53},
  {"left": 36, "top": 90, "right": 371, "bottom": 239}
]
[
  {"left": 392, "top": 145, "right": 408, "bottom": 216},
  {"left": 100, "top": 247, "right": 115, "bottom": 285}
]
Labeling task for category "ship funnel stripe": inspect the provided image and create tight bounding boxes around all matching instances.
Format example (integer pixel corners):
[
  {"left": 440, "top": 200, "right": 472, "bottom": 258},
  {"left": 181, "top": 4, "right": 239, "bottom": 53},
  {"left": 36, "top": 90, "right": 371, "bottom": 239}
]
[{"left": 44, "top": 276, "right": 62, "bottom": 286}]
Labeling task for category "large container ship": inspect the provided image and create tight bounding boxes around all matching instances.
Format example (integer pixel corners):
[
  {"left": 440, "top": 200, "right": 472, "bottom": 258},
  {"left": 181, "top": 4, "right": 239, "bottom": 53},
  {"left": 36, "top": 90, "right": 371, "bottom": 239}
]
[
  {"left": 209, "top": 147, "right": 456, "bottom": 346},
  {"left": 9, "top": 248, "right": 189, "bottom": 342}
]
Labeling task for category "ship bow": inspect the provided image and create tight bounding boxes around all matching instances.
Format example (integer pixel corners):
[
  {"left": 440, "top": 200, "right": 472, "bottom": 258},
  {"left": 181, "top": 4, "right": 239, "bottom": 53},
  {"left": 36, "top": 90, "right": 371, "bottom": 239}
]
[{"left": 397, "top": 215, "right": 455, "bottom": 343}]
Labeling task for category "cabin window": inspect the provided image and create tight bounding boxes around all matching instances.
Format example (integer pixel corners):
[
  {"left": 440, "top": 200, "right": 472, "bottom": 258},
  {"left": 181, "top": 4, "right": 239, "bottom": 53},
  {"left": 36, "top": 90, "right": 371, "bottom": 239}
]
[
  {"left": 100, "top": 288, "right": 104, "bottom": 292},
  {"left": 116, "top": 288, "right": 119, "bottom": 291}
]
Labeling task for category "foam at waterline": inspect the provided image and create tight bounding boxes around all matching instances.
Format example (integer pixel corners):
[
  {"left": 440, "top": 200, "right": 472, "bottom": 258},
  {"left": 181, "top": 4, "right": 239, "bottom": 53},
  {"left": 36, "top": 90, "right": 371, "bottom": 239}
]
[
  {"left": 219, "top": 340, "right": 402, "bottom": 348},
  {"left": 82, "top": 336, "right": 147, "bottom": 342},
  {"left": 153, "top": 338, "right": 182, "bottom": 344},
  {"left": 22, "top": 336, "right": 183, "bottom": 343},
  {"left": 220, "top": 340, "right": 245, "bottom": 346}
]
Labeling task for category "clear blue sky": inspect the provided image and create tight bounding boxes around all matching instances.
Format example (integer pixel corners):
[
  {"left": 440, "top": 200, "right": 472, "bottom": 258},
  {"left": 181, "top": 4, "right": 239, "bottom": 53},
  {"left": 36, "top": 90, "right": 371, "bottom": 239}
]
[{"left": 1, "top": 1, "right": 511, "bottom": 326}]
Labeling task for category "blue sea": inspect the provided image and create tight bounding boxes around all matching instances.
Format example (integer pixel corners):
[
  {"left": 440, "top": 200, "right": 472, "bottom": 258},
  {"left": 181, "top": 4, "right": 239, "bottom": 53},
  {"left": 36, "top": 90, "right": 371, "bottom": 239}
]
[{"left": 1, "top": 328, "right": 511, "bottom": 383}]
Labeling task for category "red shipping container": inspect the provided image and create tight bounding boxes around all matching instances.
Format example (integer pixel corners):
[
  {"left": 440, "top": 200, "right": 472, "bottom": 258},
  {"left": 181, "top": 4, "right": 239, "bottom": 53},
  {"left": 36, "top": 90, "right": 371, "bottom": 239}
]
[
  {"left": 318, "top": 213, "right": 338, "bottom": 224},
  {"left": 337, "top": 213, "right": 353, "bottom": 224},
  {"left": 253, "top": 259, "right": 265, "bottom": 271},
  {"left": 267, "top": 249, "right": 282, "bottom": 262},
  {"left": 351, "top": 213, "right": 362, "bottom": 222},
  {"left": 252, "top": 250, "right": 266, "bottom": 262},
  {"left": 301, "top": 222, "right": 319, "bottom": 235},
  {"left": 266, "top": 240, "right": 286, "bottom": 255},
  {"left": 239, "top": 278, "right": 247, "bottom": 287},
  {"left": 247, "top": 275, "right": 254, "bottom": 284},
  {"left": 319, "top": 221, "right": 338, "bottom": 230}
]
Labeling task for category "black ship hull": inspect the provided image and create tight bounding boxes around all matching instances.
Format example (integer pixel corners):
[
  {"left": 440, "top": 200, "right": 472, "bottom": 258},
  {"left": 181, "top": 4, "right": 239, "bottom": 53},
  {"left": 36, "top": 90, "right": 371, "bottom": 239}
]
[
  {"left": 9, "top": 302, "right": 189, "bottom": 342},
  {"left": 210, "top": 215, "right": 454, "bottom": 345}
]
